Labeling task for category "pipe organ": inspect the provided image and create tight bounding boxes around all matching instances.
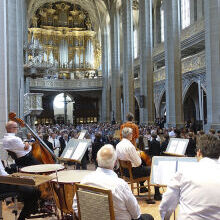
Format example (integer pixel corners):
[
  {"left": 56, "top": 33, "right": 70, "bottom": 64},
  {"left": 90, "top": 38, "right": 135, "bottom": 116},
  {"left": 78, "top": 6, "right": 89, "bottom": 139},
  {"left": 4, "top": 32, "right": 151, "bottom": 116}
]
[{"left": 25, "top": 2, "right": 101, "bottom": 79}]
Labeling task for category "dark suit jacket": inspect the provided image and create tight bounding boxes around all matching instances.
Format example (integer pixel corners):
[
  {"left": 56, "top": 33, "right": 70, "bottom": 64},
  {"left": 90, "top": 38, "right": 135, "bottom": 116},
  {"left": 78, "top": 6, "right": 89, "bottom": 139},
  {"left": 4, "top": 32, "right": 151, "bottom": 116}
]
[
  {"left": 149, "top": 139, "right": 161, "bottom": 157},
  {"left": 186, "top": 138, "right": 196, "bottom": 157},
  {"left": 59, "top": 137, "right": 67, "bottom": 157},
  {"left": 44, "top": 140, "right": 54, "bottom": 152}
]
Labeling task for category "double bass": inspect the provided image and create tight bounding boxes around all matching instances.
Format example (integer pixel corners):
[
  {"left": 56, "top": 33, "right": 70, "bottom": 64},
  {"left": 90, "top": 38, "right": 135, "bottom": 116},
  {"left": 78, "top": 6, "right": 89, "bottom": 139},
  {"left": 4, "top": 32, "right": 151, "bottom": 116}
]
[{"left": 9, "top": 112, "right": 57, "bottom": 164}]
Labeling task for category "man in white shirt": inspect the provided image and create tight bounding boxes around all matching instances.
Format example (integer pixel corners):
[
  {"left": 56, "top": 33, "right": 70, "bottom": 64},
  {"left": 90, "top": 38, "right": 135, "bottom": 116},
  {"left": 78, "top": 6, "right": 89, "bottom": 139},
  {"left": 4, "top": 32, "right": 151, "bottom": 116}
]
[
  {"left": 160, "top": 134, "right": 220, "bottom": 220},
  {"left": 0, "top": 160, "right": 39, "bottom": 220},
  {"left": 2, "top": 121, "right": 40, "bottom": 167},
  {"left": 48, "top": 132, "right": 60, "bottom": 157},
  {"left": 116, "top": 127, "right": 160, "bottom": 201},
  {"left": 73, "top": 145, "right": 154, "bottom": 220}
]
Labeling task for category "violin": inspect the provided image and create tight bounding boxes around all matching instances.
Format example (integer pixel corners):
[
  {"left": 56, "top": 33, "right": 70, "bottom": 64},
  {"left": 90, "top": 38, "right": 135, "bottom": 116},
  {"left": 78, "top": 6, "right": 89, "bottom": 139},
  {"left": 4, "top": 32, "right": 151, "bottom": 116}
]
[
  {"left": 9, "top": 112, "right": 57, "bottom": 164},
  {"left": 139, "top": 150, "right": 151, "bottom": 166}
]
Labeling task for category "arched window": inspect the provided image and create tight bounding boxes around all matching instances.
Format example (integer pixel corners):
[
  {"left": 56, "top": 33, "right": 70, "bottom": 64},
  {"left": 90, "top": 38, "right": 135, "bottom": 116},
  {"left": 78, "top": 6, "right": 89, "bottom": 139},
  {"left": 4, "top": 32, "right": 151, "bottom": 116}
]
[
  {"left": 53, "top": 93, "right": 71, "bottom": 109},
  {"left": 133, "top": 29, "right": 138, "bottom": 59},
  {"left": 181, "top": 0, "right": 190, "bottom": 29},
  {"left": 160, "top": 8, "right": 164, "bottom": 42}
]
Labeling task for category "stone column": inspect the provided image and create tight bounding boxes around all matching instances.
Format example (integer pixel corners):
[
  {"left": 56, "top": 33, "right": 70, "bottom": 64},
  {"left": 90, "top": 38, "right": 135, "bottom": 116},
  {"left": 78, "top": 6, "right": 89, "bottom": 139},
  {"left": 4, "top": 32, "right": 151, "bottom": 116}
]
[
  {"left": 139, "top": 0, "right": 154, "bottom": 124},
  {"left": 122, "top": 0, "right": 134, "bottom": 121},
  {"left": 197, "top": 0, "right": 204, "bottom": 20},
  {"left": 204, "top": 0, "right": 220, "bottom": 131},
  {"left": 164, "top": 0, "right": 184, "bottom": 128},
  {"left": 101, "top": 26, "right": 110, "bottom": 122},
  {"left": 0, "top": 0, "right": 8, "bottom": 137},
  {"left": 190, "top": 0, "right": 196, "bottom": 23},
  {"left": 153, "top": 1, "right": 161, "bottom": 46},
  {"left": 17, "top": 0, "right": 26, "bottom": 119},
  {"left": 110, "top": 9, "right": 121, "bottom": 122},
  {"left": 7, "top": 0, "right": 25, "bottom": 118}
]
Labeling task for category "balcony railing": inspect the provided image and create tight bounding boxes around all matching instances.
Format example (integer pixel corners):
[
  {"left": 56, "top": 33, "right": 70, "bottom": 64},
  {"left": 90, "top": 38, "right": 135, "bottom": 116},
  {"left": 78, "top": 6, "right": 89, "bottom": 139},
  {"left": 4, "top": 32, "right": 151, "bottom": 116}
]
[{"left": 29, "top": 77, "right": 103, "bottom": 91}]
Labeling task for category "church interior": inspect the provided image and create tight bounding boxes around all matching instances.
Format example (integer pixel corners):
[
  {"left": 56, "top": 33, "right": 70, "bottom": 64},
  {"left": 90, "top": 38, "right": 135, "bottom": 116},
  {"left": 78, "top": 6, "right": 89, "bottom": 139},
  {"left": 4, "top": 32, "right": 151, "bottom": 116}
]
[{"left": 0, "top": 0, "right": 220, "bottom": 220}]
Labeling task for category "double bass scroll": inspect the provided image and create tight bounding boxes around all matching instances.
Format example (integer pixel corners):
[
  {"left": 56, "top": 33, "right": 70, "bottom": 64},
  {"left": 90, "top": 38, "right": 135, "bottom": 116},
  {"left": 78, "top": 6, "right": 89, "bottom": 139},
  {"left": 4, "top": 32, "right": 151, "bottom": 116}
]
[{"left": 8, "top": 112, "right": 57, "bottom": 164}]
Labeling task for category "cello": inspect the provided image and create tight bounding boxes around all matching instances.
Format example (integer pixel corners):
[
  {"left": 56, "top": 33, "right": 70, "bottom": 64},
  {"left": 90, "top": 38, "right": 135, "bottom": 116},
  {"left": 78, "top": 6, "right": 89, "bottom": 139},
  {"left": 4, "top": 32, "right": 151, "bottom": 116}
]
[{"left": 9, "top": 112, "right": 57, "bottom": 164}]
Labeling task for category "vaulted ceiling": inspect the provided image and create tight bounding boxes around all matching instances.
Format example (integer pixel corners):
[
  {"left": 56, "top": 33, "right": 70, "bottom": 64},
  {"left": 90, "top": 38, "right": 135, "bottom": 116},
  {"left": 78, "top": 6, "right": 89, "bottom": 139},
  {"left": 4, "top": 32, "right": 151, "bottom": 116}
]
[{"left": 27, "top": 0, "right": 110, "bottom": 32}]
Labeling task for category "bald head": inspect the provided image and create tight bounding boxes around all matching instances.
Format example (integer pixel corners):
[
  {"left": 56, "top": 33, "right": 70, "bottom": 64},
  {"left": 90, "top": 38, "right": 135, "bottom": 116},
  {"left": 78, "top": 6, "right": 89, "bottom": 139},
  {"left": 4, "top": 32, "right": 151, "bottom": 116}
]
[
  {"left": 5, "top": 121, "right": 18, "bottom": 133},
  {"left": 97, "top": 145, "right": 117, "bottom": 170}
]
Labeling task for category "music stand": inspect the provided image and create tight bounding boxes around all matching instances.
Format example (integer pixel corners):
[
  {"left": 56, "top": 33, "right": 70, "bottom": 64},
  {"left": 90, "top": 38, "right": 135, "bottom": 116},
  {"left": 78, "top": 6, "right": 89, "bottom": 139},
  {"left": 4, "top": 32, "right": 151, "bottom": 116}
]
[
  {"left": 164, "top": 138, "right": 189, "bottom": 157},
  {"left": 150, "top": 156, "right": 198, "bottom": 220}
]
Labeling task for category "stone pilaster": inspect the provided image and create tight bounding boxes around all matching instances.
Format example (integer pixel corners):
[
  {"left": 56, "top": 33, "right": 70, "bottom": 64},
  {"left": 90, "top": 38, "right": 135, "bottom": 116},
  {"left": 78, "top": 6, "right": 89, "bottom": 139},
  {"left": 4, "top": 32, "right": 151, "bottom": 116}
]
[
  {"left": 101, "top": 26, "right": 110, "bottom": 122},
  {"left": 190, "top": 0, "right": 196, "bottom": 23},
  {"left": 110, "top": 9, "right": 121, "bottom": 122},
  {"left": 164, "top": 0, "right": 184, "bottom": 128},
  {"left": 139, "top": 0, "right": 154, "bottom": 124},
  {"left": 0, "top": 0, "right": 8, "bottom": 137},
  {"left": 7, "top": 0, "right": 25, "bottom": 118},
  {"left": 122, "top": 0, "right": 134, "bottom": 121},
  {"left": 153, "top": 1, "right": 161, "bottom": 46},
  {"left": 197, "top": 0, "right": 204, "bottom": 20},
  {"left": 204, "top": 0, "right": 220, "bottom": 131}
]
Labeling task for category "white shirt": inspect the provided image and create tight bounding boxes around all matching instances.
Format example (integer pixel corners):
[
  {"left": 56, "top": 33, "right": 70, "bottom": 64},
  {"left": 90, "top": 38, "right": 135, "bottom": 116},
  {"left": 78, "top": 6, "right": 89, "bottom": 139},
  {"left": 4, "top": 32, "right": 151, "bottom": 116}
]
[
  {"left": 72, "top": 167, "right": 141, "bottom": 220},
  {"left": 116, "top": 138, "right": 141, "bottom": 167},
  {"left": 160, "top": 158, "right": 220, "bottom": 220},
  {"left": 2, "top": 133, "right": 32, "bottom": 158},
  {"left": 48, "top": 137, "right": 60, "bottom": 157},
  {"left": 168, "top": 130, "right": 176, "bottom": 137},
  {"left": 0, "top": 161, "right": 8, "bottom": 176}
]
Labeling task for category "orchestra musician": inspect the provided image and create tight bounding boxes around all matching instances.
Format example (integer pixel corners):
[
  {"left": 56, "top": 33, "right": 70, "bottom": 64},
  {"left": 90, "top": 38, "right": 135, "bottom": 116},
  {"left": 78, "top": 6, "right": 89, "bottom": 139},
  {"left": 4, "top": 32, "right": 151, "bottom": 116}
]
[
  {"left": 0, "top": 161, "right": 39, "bottom": 220},
  {"left": 116, "top": 128, "right": 154, "bottom": 197},
  {"left": 2, "top": 121, "right": 41, "bottom": 168}
]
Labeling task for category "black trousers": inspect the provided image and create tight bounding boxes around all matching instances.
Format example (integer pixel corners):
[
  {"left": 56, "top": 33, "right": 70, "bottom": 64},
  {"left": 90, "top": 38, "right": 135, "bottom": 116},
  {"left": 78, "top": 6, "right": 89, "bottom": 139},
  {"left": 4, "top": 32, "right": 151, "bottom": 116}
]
[
  {"left": 0, "top": 183, "right": 38, "bottom": 220},
  {"left": 124, "top": 166, "right": 151, "bottom": 186},
  {"left": 15, "top": 152, "right": 41, "bottom": 168},
  {"left": 124, "top": 166, "right": 160, "bottom": 195},
  {"left": 133, "top": 213, "right": 154, "bottom": 220}
]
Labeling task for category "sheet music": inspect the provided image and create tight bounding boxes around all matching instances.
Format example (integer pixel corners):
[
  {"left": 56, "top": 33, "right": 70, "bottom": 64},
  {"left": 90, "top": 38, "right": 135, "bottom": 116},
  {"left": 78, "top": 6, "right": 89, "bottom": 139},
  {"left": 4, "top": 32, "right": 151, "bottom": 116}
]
[
  {"left": 150, "top": 156, "right": 198, "bottom": 186},
  {"left": 154, "top": 161, "right": 176, "bottom": 185},
  {"left": 78, "top": 130, "right": 87, "bottom": 140},
  {"left": 177, "top": 161, "right": 197, "bottom": 173},
  {"left": 168, "top": 139, "right": 178, "bottom": 153},
  {"left": 63, "top": 148, "right": 73, "bottom": 159},
  {"left": 71, "top": 142, "right": 88, "bottom": 161},
  {"left": 175, "top": 140, "right": 186, "bottom": 155},
  {"left": 166, "top": 138, "right": 189, "bottom": 155}
]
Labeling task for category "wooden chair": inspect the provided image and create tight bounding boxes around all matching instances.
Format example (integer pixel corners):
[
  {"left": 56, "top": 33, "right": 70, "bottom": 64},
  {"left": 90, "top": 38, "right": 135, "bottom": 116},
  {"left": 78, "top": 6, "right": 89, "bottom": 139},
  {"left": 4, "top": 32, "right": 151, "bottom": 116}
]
[
  {"left": 75, "top": 183, "right": 115, "bottom": 220},
  {"left": 118, "top": 160, "right": 152, "bottom": 199}
]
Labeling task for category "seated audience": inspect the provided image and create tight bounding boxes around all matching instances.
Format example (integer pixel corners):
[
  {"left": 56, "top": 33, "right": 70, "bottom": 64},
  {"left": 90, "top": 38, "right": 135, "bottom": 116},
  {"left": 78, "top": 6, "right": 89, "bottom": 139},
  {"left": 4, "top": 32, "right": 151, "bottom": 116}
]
[
  {"left": 160, "top": 134, "right": 220, "bottom": 220},
  {"left": 160, "top": 134, "right": 169, "bottom": 154},
  {"left": 73, "top": 145, "right": 154, "bottom": 220},
  {"left": 43, "top": 133, "right": 54, "bottom": 152},
  {"left": 185, "top": 132, "right": 196, "bottom": 157}
]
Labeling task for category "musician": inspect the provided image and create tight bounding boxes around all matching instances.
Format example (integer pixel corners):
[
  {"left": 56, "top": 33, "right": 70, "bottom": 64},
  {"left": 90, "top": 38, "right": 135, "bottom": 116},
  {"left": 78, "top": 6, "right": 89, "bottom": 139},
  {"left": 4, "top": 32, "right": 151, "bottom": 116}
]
[
  {"left": 73, "top": 145, "right": 154, "bottom": 220},
  {"left": 160, "top": 134, "right": 220, "bottom": 220},
  {"left": 0, "top": 160, "right": 39, "bottom": 220},
  {"left": 116, "top": 127, "right": 150, "bottom": 194},
  {"left": 120, "top": 112, "right": 139, "bottom": 146},
  {"left": 2, "top": 121, "right": 41, "bottom": 168}
]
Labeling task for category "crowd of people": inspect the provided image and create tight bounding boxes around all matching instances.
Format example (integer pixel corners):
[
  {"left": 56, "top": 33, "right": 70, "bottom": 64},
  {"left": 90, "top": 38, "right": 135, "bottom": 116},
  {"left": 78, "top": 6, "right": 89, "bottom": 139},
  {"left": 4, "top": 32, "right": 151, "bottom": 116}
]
[{"left": 0, "top": 114, "right": 220, "bottom": 220}]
